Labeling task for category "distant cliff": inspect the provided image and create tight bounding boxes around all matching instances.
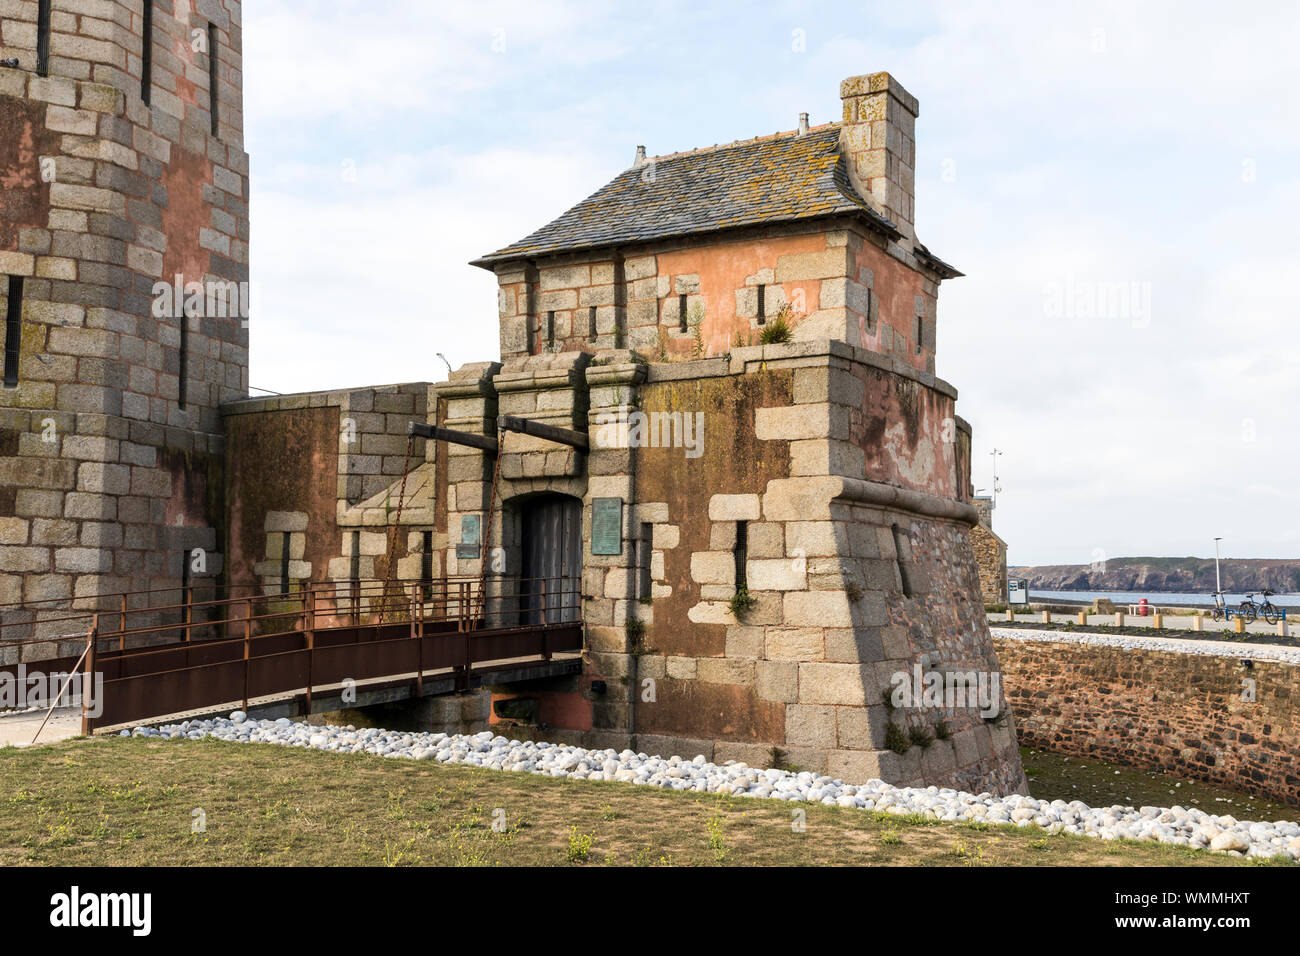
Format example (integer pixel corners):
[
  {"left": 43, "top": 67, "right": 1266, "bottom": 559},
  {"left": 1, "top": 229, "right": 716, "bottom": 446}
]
[{"left": 1008, "top": 557, "right": 1300, "bottom": 594}]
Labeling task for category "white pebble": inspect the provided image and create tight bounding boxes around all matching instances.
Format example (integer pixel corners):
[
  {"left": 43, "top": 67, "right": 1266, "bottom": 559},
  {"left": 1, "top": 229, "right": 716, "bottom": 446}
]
[{"left": 142, "top": 713, "right": 1297, "bottom": 861}]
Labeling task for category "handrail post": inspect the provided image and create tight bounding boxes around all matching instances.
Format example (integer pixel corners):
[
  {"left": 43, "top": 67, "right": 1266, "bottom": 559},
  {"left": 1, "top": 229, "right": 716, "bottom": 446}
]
[
  {"left": 540, "top": 577, "right": 547, "bottom": 627},
  {"left": 80, "top": 618, "right": 98, "bottom": 736},
  {"left": 461, "top": 597, "right": 471, "bottom": 692},
  {"left": 303, "top": 585, "right": 315, "bottom": 714},
  {"left": 118, "top": 594, "right": 126, "bottom": 651},
  {"left": 411, "top": 585, "right": 423, "bottom": 698},
  {"left": 241, "top": 599, "right": 251, "bottom": 712},
  {"left": 183, "top": 584, "right": 192, "bottom": 642}
]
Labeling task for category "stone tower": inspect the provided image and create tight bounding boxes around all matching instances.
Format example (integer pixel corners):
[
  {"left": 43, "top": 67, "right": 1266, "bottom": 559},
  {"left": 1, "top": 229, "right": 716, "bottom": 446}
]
[
  {"left": 0, "top": 0, "right": 248, "bottom": 641},
  {"left": 439, "top": 72, "right": 1026, "bottom": 794}
]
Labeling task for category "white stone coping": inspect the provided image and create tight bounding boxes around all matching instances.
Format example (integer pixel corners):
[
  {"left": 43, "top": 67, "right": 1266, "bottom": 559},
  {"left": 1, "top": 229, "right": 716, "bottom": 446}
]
[
  {"left": 223, "top": 382, "right": 430, "bottom": 416},
  {"left": 837, "top": 475, "right": 979, "bottom": 525},
  {"left": 990, "top": 626, "right": 1300, "bottom": 665}
]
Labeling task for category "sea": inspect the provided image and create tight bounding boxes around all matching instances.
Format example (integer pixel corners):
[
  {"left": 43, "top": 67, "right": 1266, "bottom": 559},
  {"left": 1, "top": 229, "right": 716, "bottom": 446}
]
[{"left": 1028, "top": 589, "right": 1300, "bottom": 609}]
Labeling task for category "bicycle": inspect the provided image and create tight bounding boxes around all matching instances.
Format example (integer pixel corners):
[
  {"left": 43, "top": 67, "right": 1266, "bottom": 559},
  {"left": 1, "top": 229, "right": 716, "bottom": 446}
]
[
  {"left": 1209, "top": 591, "right": 1227, "bottom": 622},
  {"left": 1238, "top": 590, "right": 1282, "bottom": 626}
]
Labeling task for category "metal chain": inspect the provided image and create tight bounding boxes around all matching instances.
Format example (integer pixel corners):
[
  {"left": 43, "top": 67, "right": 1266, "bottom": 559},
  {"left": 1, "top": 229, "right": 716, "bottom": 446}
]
[
  {"left": 378, "top": 432, "right": 416, "bottom": 624},
  {"left": 380, "top": 423, "right": 501, "bottom": 626},
  {"left": 476, "top": 426, "right": 504, "bottom": 623}
]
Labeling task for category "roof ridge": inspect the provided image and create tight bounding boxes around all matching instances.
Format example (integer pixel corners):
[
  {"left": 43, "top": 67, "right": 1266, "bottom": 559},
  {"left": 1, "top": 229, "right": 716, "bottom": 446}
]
[
  {"left": 646, "top": 121, "right": 840, "bottom": 164},
  {"left": 469, "top": 119, "right": 908, "bottom": 268}
]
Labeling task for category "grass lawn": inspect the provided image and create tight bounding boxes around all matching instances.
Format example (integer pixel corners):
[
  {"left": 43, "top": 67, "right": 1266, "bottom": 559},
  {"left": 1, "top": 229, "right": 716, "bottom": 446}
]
[
  {"left": 0, "top": 736, "right": 1290, "bottom": 867},
  {"left": 1022, "top": 748, "right": 1300, "bottom": 823}
]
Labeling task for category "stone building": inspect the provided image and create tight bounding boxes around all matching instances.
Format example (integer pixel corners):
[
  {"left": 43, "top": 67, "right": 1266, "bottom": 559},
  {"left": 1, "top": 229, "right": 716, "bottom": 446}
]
[
  {"left": 0, "top": 5, "right": 1025, "bottom": 796},
  {"left": 969, "top": 496, "right": 1008, "bottom": 603},
  {"left": 1, "top": 0, "right": 245, "bottom": 644},
  {"left": 219, "top": 72, "right": 1025, "bottom": 795}
]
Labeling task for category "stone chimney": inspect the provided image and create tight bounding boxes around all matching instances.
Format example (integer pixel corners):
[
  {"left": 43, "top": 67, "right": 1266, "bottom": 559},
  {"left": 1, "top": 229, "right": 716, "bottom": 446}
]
[{"left": 839, "top": 72, "right": 919, "bottom": 241}]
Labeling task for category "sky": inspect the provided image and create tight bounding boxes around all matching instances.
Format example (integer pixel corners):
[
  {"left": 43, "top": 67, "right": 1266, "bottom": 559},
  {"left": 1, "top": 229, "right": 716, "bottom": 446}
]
[{"left": 241, "top": 0, "right": 1300, "bottom": 567}]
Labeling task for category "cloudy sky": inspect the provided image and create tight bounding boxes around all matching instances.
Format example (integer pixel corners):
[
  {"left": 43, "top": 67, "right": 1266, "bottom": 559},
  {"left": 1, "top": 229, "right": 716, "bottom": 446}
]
[{"left": 242, "top": 0, "right": 1299, "bottom": 567}]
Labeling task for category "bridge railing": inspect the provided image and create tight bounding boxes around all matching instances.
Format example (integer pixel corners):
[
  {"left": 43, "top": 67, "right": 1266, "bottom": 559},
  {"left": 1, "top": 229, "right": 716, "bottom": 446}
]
[
  {"left": 0, "top": 581, "right": 304, "bottom": 668},
  {"left": 18, "top": 574, "right": 585, "bottom": 736}
]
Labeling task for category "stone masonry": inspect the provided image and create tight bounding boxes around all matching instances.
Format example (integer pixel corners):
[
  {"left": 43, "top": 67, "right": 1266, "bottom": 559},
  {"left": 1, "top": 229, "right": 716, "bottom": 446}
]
[
  {"left": 1, "top": 1, "right": 247, "bottom": 654},
  {"left": 996, "top": 629, "right": 1300, "bottom": 808},
  {"left": 0, "top": 35, "right": 1027, "bottom": 797},
  {"left": 215, "top": 70, "right": 1025, "bottom": 795},
  {"left": 969, "top": 496, "right": 1008, "bottom": 603}
]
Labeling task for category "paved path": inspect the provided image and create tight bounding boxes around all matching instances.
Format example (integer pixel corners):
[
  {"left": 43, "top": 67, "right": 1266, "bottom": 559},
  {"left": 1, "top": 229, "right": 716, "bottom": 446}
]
[
  {"left": 990, "top": 626, "right": 1300, "bottom": 663},
  {"left": 991, "top": 611, "right": 1291, "bottom": 637},
  {"left": 0, "top": 707, "right": 81, "bottom": 748}
]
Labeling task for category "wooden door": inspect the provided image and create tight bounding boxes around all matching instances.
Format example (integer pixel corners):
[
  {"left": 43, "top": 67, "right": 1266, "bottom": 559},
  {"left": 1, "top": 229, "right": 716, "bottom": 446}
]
[{"left": 520, "top": 495, "right": 582, "bottom": 624}]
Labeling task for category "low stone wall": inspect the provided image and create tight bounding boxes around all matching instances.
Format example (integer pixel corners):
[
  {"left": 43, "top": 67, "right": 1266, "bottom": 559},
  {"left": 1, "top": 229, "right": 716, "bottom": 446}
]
[
  {"left": 993, "top": 628, "right": 1300, "bottom": 807},
  {"left": 221, "top": 382, "right": 438, "bottom": 603}
]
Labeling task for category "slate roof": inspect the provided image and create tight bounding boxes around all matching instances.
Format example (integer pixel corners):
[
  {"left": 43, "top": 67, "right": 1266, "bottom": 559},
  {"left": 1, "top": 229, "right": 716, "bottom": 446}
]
[{"left": 470, "top": 124, "right": 903, "bottom": 268}]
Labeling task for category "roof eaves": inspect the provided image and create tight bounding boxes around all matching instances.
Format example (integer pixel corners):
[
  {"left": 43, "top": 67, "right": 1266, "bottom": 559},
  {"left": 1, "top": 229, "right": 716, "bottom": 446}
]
[{"left": 914, "top": 242, "right": 964, "bottom": 279}]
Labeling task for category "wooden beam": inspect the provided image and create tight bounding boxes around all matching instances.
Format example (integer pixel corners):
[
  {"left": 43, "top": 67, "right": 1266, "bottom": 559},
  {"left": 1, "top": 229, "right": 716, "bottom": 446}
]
[
  {"left": 408, "top": 421, "right": 499, "bottom": 454},
  {"left": 497, "top": 415, "right": 590, "bottom": 451}
]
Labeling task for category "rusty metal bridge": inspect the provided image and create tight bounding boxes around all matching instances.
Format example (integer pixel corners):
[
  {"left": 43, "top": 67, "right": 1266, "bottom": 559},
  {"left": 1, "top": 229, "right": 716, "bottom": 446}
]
[{"left": 0, "top": 576, "right": 582, "bottom": 736}]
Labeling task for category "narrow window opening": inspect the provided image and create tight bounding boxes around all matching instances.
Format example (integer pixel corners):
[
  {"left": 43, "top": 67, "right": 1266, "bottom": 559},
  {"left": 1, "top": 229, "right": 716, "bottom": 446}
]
[
  {"left": 141, "top": 1, "right": 153, "bottom": 104},
  {"left": 613, "top": 254, "right": 626, "bottom": 348},
  {"left": 865, "top": 289, "right": 876, "bottom": 333},
  {"left": 638, "top": 522, "right": 653, "bottom": 600},
  {"left": 891, "top": 523, "right": 913, "bottom": 597},
  {"left": 421, "top": 530, "right": 433, "bottom": 600},
  {"left": 734, "top": 521, "right": 748, "bottom": 591},
  {"left": 178, "top": 312, "right": 189, "bottom": 409},
  {"left": 279, "top": 532, "right": 291, "bottom": 595},
  {"left": 757, "top": 284, "right": 766, "bottom": 325},
  {"left": 4, "top": 276, "right": 23, "bottom": 389},
  {"left": 678, "top": 293, "right": 688, "bottom": 333},
  {"left": 525, "top": 264, "right": 539, "bottom": 355},
  {"left": 207, "top": 23, "right": 219, "bottom": 136},
  {"left": 588, "top": 306, "right": 597, "bottom": 340},
  {"left": 546, "top": 310, "right": 555, "bottom": 347},
  {"left": 36, "top": 0, "right": 51, "bottom": 77},
  {"left": 915, "top": 313, "right": 924, "bottom": 354}
]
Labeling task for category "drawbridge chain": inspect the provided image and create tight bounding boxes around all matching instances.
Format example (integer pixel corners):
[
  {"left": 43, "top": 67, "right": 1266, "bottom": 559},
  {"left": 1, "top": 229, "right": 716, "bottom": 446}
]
[
  {"left": 378, "top": 432, "right": 417, "bottom": 623},
  {"left": 477, "top": 426, "right": 504, "bottom": 621},
  {"left": 379, "top": 419, "right": 506, "bottom": 625}
]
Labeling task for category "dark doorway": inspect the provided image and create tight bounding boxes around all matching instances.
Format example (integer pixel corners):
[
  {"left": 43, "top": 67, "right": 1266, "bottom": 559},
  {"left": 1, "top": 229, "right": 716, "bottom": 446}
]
[{"left": 519, "top": 494, "right": 582, "bottom": 624}]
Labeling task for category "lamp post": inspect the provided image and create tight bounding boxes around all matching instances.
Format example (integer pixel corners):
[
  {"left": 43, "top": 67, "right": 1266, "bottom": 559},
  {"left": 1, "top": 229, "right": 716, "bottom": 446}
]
[
  {"left": 989, "top": 448, "right": 1003, "bottom": 509},
  {"left": 1214, "top": 537, "right": 1223, "bottom": 595}
]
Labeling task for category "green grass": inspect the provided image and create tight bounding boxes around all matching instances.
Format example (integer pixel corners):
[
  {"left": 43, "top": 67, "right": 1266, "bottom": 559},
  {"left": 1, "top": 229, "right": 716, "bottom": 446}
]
[
  {"left": 1020, "top": 747, "right": 1300, "bottom": 823},
  {"left": 0, "top": 736, "right": 1291, "bottom": 866}
]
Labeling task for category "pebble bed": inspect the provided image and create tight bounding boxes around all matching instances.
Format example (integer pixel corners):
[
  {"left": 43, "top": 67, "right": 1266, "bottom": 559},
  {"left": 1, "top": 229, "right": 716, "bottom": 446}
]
[
  {"left": 991, "top": 626, "right": 1300, "bottom": 663},
  {"left": 128, "top": 711, "right": 1300, "bottom": 861}
]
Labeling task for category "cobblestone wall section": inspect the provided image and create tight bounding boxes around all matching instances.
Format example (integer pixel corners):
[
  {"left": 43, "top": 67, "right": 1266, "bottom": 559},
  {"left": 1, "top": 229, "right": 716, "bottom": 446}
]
[{"left": 995, "top": 629, "right": 1300, "bottom": 807}]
